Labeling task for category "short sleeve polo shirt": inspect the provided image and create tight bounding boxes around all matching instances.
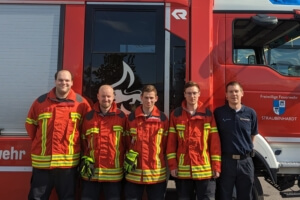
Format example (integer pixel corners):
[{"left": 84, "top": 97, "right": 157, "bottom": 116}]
[{"left": 214, "top": 104, "right": 258, "bottom": 155}]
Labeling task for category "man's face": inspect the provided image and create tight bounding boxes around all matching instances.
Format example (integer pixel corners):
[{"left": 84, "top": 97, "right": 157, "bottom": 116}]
[
  {"left": 226, "top": 84, "right": 244, "bottom": 105},
  {"left": 97, "top": 86, "right": 114, "bottom": 110},
  {"left": 184, "top": 86, "right": 200, "bottom": 106},
  {"left": 141, "top": 91, "right": 158, "bottom": 111},
  {"left": 55, "top": 71, "right": 73, "bottom": 97}
]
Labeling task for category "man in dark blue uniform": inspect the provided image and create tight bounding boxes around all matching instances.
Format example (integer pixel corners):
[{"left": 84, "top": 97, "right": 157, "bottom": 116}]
[{"left": 214, "top": 81, "right": 258, "bottom": 200}]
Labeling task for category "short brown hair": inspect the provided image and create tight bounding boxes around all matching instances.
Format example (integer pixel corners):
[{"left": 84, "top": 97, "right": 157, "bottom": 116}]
[
  {"left": 184, "top": 81, "right": 200, "bottom": 92},
  {"left": 226, "top": 81, "right": 243, "bottom": 92},
  {"left": 54, "top": 70, "right": 73, "bottom": 80},
  {"left": 141, "top": 85, "right": 157, "bottom": 96}
]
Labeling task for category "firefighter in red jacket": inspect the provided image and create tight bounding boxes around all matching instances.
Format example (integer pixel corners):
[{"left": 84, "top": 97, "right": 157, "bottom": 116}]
[
  {"left": 167, "top": 81, "right": 221, "bottom": 200},
  {"left": 25, "top": 70, "right": 91, "bottom": 200},
  {"left": 80, "top": 85, "right": 127, "bottom": 200},
  {"left": 124, "top": 85, "right": 169, "bottom": 200}
]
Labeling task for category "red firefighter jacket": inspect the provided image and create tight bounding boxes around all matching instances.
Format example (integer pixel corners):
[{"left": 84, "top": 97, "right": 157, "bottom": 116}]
[
  {"left": 125, "top": 105, "right": 169, "bottom": 184},
  {"left": 166, "top": 100, "right": 221, "bottom": 180},
  {"left": 25, "top": 88, "right": 91, "bottom": 169},
  {"left": 81, "top": 101, "right": 126, "bottom": 182}
]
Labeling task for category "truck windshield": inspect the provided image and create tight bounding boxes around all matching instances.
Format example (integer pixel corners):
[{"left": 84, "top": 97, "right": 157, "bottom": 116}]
[{"left": 233, "top": 18, "right": 300, "bottom": 77}]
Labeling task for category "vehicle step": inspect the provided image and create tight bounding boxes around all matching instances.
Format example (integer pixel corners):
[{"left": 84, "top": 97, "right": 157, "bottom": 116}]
[
  {"left": 280, "top": 191, "right": 300, "bottom": 198},
  {"left": 279, "top": 162, "right": 300, "bottom": 168}
]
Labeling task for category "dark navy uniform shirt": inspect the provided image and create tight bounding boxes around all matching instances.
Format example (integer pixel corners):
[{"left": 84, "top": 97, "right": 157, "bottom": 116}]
[{"left": 214, "top": 104, "right": 258, "bottom": 155}]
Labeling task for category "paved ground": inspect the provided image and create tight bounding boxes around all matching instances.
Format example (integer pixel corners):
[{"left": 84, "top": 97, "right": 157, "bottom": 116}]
[
  {"left": 165, "top": 177, "right": 300, "bottom": 200},
  {"left": 259, "top": 177, "right": 299, "bottom": 200}
]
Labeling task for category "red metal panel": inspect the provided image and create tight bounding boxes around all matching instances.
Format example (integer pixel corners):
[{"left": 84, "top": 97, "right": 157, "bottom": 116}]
[
  {"left": 0, "top": 137, "right": 31, "bottom": 199},
  {"left": 190, "top": 0, "right": 213, "bottom": 106},
  {"left": 63, "top": 4, "right": 85, "bottom": 94},
  {"left": 212, "top": 13, "right": 226, "bottom": 110}
]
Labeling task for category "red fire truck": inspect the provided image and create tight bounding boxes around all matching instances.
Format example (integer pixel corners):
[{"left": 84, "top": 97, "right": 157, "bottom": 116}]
[{"left": 0, "top": 0, "right": 300, "bottom": 199}]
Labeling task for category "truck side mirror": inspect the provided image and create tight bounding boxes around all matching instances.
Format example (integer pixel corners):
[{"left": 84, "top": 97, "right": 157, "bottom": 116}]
[{"left": 251, "top": 14, "right": 278, "bottom": 27}]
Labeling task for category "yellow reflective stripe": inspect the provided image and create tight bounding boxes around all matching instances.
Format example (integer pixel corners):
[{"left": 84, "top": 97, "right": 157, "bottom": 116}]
[
  {"left": 69, "top": 121, "right": 76, "bottom": 155},
  {"left": 69, "top": 112, "right": 82, "bottom": 155},
  {"left": 125, "top": 168, "right": 166, "bottom": 183},
  {"left": 41, "top": 117, "right": 49, "bottom": 156},
  {"left": 157, "top": 128, "right": 164, "bottom": 135},
  {"left": 31, "top": 154, "right": 52, "bottom": 161},
  {"left": 178, "top": 171, "right": 191, "bottom": 177},
  {"left": 26, "top": 118, "right": 37, "bottom": 125},
  {"left": 31, "top": 153, "right": 80, "bottom": 168},
  {"left": 126, "top": 173, "right": 141, "bottom": 182},
  {"left": 203, "top": 124, "right": 210, "bottom": 164},
  {"left": 192, "top": 171, "right": 213, "bottom": 179},
  {"left": 130, "top": 128, "right": 137, "bottom": 135},
  {"left": 179, "top": 154, "right": 185, "bottom": 166},
  {"left": 180, "top": 131, "right": 185, "bottom": 139},
  {"left": 143, "top": 167, "right": 166, "bottom": 175},
  {"left": 113, "top": 125, "right": 123, "bottom": 132},
  {"left": 176, "top": 124, "right": 185, "bottom": 139},
  {"left": 155, "top": 128, "right": 163, "bottom": 169},
  {"left": 38, "top": 112, "right": 52, "bottom": 156},
  {"left": 210, "top": 126, "right": 218, "bottom": 133},
  {"left": 50, "top": 160, "right": 79, "bottom": 167},
  {"left": 129, "top": 168, "right": 142, "bottom": 175},
  {"left": 192, "top": 164, "right": 211, "bottom": 171},
  {"left": 38, "top": 113, "right": 52, "bottom": 120},
  {"left": 52, "top": 153, "right": 80, "bottom": 160},
  {"left": 32, "top": 153, "right": 80, "bottom": 161},
  {"left": 204, "top": 123, "right": 211, "bottom": 129},
  {"left": 169, "top": 127, "right": 176, "bottom": 133},
  {"left": 70, "top": 112, "right": 81, "bottom": 121},
  {"left": 143, "top": 174, "right": 166, "bottom": 182},
  {"left": 114, "top": 125, "right": 122, "bottom": 168},
  {"left": 211, "top": 155, "right": 221, "bottom": 161},
  {"left": 178, "top": 165, "right": 191, "bottom": 171},
  {"left": 167, "top": 153, "right": 176, "bottom": 160},
  {"left": 176, "top": 124, "right": 185, "bottom": 131},
  {"left": 86, "top": 128, "right": 100, "bottom": 135},
  {"left": 86, "top": 173, "right": 123, "bottom": 181},
  {"left": 32, "top": 160, "right": 79, "bottom": 168}
]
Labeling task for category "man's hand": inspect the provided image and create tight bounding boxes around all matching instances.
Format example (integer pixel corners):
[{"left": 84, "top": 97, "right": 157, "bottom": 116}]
[
  {"left": 213, "top": 170, "right": 220, "bottom": 179},
  {"left": 124, "top": 150, "right": 139, "bottom": 174},
  {"left": 171, "top": 169, "right": 178, "bottom": 177},
  {"left": 79, "top": 156, "right": 95, "bottom": 180}
]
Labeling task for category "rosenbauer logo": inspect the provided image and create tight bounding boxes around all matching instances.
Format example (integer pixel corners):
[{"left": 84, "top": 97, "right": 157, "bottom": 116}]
[{"left": 172, "top": 9, "right": 187, "bottom": 20}]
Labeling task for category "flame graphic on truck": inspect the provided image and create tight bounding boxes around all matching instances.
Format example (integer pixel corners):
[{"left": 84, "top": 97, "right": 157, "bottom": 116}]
[{"left": 111, "top": 61, "right": 142, "bottom": 114}]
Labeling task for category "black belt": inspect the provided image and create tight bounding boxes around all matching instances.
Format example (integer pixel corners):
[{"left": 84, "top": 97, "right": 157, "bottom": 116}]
[{"left": 222, "top": 153, "right": 251, "bottom": 160}]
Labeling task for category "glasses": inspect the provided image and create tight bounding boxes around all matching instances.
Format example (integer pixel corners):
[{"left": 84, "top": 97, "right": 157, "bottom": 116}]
[{"left": 185, "top": 92, "right": 199, "bottom": 96}]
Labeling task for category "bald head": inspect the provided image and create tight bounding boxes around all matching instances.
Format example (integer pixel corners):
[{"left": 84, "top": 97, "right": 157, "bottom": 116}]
[
  {"left": 97, "top": 85, "right": 115, "bottom": 113},
  {"left": 98, "top": 85, "right": 113, "bottom": 93}
]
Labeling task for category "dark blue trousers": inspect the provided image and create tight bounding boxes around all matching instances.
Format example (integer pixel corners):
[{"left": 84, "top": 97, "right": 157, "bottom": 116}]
[
  {"left": 175, "top": 178, "right": 215, "bottom": 200},
  {"left": 216, "top": 156, "right": 254, "bottom": 200},
  {"left": 81, "top": 180, "right": 122, "bottom": 200},
  {"left": 124, "top": 181, "right": 167, "bottom": 200},
  {"left": 28, "top": 167, "right": 77, "bottom": 200}
]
